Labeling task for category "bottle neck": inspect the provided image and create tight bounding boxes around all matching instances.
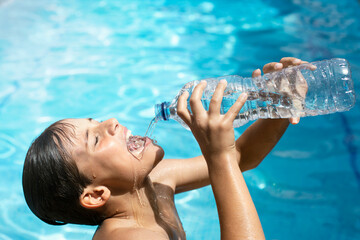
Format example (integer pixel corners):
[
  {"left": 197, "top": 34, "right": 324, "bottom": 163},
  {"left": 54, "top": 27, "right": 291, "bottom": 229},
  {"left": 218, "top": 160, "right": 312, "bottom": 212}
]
[{"left": 155, "top": 101, "right": 171, "bottom": 121}]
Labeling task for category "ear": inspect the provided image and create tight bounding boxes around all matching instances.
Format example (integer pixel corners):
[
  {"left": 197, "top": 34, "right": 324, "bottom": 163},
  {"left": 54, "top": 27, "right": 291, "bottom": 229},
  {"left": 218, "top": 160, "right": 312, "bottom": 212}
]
[{"left": 79, "top": 185, "right": 111, "bottom": 209}]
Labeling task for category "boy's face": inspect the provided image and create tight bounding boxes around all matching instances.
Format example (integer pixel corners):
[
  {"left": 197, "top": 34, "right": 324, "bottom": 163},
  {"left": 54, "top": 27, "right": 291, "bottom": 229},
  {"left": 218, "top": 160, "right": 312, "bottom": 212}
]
[{"left": 63, "top": 118, "right": 164, "bottom": 191}]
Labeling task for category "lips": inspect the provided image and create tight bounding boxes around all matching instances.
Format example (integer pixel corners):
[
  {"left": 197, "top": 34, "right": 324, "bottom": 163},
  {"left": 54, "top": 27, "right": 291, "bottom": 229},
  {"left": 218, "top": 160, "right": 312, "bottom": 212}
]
[{"left": 125, "top": 130, "right": 147, "bottom": 160}]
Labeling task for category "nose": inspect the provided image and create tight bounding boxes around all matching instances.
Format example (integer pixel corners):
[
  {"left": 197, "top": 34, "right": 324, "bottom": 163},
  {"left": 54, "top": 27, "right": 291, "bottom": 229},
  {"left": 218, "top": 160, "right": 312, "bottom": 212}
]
[{"left": 102, "top": 118, "right": 120, "bottom": 136}]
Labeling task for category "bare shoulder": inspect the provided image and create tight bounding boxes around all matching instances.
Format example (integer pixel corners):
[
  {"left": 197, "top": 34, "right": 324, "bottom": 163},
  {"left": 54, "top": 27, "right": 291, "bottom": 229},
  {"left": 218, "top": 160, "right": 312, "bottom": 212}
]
[{"left": 93, "top": 226, "right": 168, "bottom": 240}]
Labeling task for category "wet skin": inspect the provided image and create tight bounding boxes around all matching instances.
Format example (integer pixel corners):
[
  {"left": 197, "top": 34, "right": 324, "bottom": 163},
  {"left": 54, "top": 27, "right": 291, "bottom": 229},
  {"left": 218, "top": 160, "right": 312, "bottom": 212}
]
[
  {"left": 61, "top": 118, "right": 185, "bottom": 239},
  {"left": 54, "top": 57, "right": 307, "bottom": 240}
]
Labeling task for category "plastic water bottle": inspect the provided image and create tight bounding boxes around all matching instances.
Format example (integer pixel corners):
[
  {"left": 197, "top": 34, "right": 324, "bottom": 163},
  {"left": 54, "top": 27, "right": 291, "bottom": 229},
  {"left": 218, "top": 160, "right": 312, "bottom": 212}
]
[{"left": 154, "top": 58, "right": 355, "bottom": 129}]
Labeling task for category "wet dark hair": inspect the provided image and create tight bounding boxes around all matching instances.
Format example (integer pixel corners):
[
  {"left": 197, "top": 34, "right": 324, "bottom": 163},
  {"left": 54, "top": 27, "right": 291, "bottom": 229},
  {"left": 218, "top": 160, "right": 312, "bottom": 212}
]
[{"left": 22, "top": 120, "right": 105, "bottom": 225}]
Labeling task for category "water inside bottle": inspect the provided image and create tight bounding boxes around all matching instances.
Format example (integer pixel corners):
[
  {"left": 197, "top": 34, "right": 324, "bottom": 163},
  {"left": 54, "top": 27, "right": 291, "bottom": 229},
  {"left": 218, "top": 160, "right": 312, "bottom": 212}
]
[{"left": 208, "top": 90, "right": 298, "bottom": 120}]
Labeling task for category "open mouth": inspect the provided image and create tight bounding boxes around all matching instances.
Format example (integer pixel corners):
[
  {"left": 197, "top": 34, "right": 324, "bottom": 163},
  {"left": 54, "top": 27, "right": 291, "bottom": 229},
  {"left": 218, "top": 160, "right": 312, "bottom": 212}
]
[{"left": 126, "top": 130, "right": 146, "bottom": 160}]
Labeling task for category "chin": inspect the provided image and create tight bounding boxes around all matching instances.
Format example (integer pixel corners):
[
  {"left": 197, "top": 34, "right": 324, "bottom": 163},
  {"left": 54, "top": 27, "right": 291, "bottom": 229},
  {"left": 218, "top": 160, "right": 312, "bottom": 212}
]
[
  {"left": 141, "top": 141, "right": 164, "bottom": 165},
  {"left": 136, "top": 146, "right": 164, "bottom": 184},
  {"left": 149, "top": 143, "right": 165, "bottom": 165},
  {"left": 155, "top": 147, "right": 165, "bottom": 165}
]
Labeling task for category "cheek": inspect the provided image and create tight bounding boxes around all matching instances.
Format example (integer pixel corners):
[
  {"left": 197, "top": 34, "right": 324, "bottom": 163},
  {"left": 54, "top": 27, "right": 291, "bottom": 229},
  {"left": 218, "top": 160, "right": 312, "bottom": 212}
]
[
  {"left": 94, "top": 148, "right": 134, "bottom": 177},
  {"left": 102, "top": 158, "right": 138, "bottom": 190}
]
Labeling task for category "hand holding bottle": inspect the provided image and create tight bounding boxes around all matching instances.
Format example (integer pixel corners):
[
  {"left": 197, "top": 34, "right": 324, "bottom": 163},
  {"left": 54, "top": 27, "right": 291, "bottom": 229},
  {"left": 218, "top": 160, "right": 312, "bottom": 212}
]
[
  {"left": 155, "top": 58, "right": 355, "bottom": 129},
  {"left": 253, "top": 57, "right": 310, "bottom": 124},
  {"left": 177, "top": 80, "right": 265, "bottom": 240},
  {"left": 177, "top": 80, "right": 248, "bottom": 161}
]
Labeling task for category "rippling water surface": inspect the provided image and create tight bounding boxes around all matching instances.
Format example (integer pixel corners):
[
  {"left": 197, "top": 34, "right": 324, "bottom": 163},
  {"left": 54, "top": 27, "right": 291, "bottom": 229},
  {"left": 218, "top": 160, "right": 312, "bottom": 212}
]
[{"left": 0, "top": 0, "right": 359, "bottom": 239}]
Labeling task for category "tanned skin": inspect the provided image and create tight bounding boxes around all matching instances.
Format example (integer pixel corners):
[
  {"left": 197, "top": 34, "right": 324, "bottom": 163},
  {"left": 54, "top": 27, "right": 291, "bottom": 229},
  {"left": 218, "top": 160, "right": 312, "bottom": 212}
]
[{"left": 79, "top": 57, "right": 307, "bottom": 240}]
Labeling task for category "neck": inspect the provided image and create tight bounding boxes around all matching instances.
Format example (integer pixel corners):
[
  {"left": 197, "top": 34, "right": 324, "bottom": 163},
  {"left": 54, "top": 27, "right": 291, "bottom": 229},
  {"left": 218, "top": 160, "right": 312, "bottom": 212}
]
[
  {"left": 103, "top": 177, "right": 161, "bottom": 228},
  {"left": 98, "top": 177, "right": 185, "bottom": 240}
]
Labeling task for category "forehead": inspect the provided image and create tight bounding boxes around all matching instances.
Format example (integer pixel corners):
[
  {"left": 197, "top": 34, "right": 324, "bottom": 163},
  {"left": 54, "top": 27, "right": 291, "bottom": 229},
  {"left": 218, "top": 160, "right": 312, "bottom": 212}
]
[
  {"left": 62, "top": 118, "right": 88, "bottom": 126},
  {"left": 61, "top": 118, "right": 89, "bottom": 135},
  {"left": 60, "top": 118, "right": 89, "bottom": 154}
]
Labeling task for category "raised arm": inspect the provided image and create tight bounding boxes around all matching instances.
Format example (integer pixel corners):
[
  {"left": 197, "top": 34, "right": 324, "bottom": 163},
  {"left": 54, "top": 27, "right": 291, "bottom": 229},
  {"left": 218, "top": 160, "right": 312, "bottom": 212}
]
[
  {"left": 153, "top": 57, "right": 306, "bottom": 194},
  {"left": 177, "top": 80, "right": 265, "bottom": 240},
  {"left": 237, "top": 57, "right": 309, "bottom": 171}
]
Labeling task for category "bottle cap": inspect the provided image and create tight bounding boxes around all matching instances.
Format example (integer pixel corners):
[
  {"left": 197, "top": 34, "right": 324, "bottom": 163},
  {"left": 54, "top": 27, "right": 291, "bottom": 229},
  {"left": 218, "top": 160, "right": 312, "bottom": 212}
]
[{"left": 155, "top": 102, "right": 171, "bottom": 121}]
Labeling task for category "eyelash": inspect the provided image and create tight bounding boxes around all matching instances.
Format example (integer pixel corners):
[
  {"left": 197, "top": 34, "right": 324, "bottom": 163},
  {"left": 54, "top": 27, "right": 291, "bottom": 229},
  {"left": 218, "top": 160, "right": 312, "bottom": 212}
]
[
  {"left": 94, "top": 120, "right": 102, "bottom": 146},
  {"left": 95, "top": 136, "right": 99, "bottom": 146}
]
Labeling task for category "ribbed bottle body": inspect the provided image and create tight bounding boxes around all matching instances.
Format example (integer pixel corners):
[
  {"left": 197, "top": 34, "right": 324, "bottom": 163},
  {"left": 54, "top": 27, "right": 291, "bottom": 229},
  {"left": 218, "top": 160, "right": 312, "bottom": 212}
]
[
  {"left": 299, "top": 58, "right": 354, "bottom": 114},
  {"left": 155, "top": 58, "right": 355, "bottom": 129}
]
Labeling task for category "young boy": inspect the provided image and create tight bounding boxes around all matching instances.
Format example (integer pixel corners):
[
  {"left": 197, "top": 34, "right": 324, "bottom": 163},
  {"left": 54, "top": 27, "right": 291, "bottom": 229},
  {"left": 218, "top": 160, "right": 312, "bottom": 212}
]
[{"left": 23, "top": 58, "right": 306, "bottom": 240}]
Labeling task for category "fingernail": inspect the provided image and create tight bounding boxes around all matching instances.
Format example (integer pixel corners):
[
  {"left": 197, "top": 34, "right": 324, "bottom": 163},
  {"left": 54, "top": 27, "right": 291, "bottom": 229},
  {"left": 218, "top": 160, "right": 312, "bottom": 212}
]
[
  {"left": 253, "top": 69, "right": 261, "bottom": 75},
  {"left": 275, "top": 63, "right": 282, "bottom": 69},
  {"left": 240, "top": 93, "right": 248, "bottom": 101},
  {"left": 220, "top": 79, "right": 227, "bottom": 84},
  {"left": 291, "top": 118, "right": 299, "bottom": 124}
]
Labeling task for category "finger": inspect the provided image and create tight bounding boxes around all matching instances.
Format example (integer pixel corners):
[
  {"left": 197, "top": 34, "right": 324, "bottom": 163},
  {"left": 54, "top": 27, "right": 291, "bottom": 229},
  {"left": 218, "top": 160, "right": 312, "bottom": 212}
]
[
  {"left": 301, "top": 61, "right": 317, "bottom": 71},
  {"left": 252, "top": 68, "right": 261, "bottom": 78},
  {"left": 209, "top": 79, "right": 227, "bottom": 116},
  {"left": 177, "top": 91, "right": 192, "bottom": 125},
  {"left": 280, "top": 57, "right": 302, "bottom": 68},
  {"left": 189, "top": 80, "right": 207, "bottom": 115},
  {"left": 263, "top": 62, "right": 283, "bottom": 74},
  {"left": 289, "top": 117, "right": 300, "bottom": 125},
  {"left": 224, "top": 93, "right": 248, "bottom": 123},
  {"left": 292, "top": 60, "right": 316, "bottom": 71}
]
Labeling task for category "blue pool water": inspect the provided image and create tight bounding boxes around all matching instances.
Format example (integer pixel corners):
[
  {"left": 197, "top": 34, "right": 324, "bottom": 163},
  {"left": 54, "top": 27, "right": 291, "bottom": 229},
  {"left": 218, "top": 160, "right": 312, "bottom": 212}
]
[{"left": 0, "top": 0, "right": 359, "bottom": 239}]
